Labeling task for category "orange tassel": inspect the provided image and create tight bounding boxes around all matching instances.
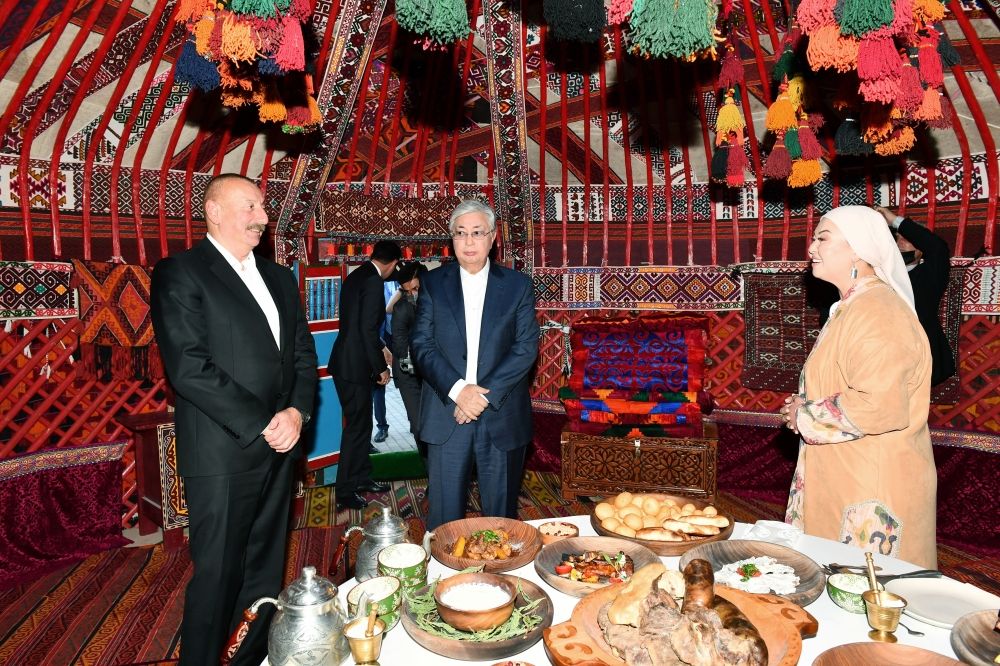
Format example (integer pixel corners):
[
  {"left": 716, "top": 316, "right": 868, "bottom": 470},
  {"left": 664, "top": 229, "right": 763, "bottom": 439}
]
[
  {"left": 221, "top": 87, "right": 254, "bottom": 108},
  {"left": 914, "top": 87, "right": 942, "bottom": 121},
  {"left": 862, "top": 104, "right": 893, "bottom": 142},
  {"left": 766, "top": 83, "right": 798, "bottom": 132},
  {"left": 788, "top": 159, "right": 822, "bottom": 187},
  {"left": 257, "top": 82, "right": 287, "bottom": 122},
  {"left": 874, "top": 126, "right": 916, "bottom": 156},
  {"left": 176, "top": 0, "right": 215, "bottom": 23},
  {"left": 193, "top": 14, "right": 215, "bottom": 55},
  {"left": 913, "top": 0, "right": 945, "bottom": 28},
  {"left": 307, "top": 95, "right": 321, "bottom": 125},
  {"left": 806, "top": 25, "right": 859, "bottom": 73},
  {"left": 221, "top": 15, "right": 257, "bottom": 62}
]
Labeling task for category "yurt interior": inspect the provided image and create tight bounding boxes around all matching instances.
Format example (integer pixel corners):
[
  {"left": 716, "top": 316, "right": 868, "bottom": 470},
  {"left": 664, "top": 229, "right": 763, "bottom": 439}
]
[{"left": 1, "top": 0, "right": 998, "bottom": 663}]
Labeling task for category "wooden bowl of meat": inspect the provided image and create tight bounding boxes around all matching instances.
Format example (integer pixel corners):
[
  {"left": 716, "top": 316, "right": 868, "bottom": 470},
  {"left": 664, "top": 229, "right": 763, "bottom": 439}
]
[{"left": 428, "top": 517, "right": 542, "bottom": 573}]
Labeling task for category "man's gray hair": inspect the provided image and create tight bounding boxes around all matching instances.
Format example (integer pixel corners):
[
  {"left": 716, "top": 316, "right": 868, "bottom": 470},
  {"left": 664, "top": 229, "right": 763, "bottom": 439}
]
[{"left": 449, "top": 200, "right": 496, "bottom": 233}]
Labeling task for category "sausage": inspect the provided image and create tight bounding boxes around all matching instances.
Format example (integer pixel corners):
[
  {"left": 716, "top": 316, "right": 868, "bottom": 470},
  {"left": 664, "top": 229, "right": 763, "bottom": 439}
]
[
  {"left": 711, "top": 596, "right": 769, "bottom": 665},
  {"left": 681, "top": 559, "right": 715, "bottom": 612}
]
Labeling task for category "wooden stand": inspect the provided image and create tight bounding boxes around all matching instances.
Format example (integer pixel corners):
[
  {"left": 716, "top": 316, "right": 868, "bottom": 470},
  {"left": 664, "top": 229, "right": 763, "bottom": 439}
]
[
  {"left": 560, "top": 421, "right": 718, "bottom": 501},
  {"left": 118, "top": 411, "right": 188, "bottom": 550}
]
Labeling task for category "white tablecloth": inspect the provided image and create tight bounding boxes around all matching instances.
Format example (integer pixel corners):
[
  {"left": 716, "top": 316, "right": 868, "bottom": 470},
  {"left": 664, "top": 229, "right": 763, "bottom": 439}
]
[{"left": 272, "top": 515, "right": 964, "bottom": 665}]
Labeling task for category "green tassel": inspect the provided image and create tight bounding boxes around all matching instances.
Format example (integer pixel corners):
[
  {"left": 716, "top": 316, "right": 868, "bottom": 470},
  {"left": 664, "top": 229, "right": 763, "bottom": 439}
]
[
  {"left": 229, "top": 0, "right": 280, "bottom": 18},
  {"left": 428, "top": 0, "right": 470, "bottom": 44},
  {"left": 631, "top": 0, "right": 717, "bottom": 59},
  {"left": 396, "top": 0, "right": 435, "bottom": 36},
  {"left": 835, "top": 0, "right": 893, "bottom": 37},
  {"left": 771, "top": 44, "right": 796, "bottom": 84},
  {"left": 544, "top": 0, "right": 606, "bottom": 43},
  {"left": 785, "top": 126, "right": 802, "bottom": 160}
]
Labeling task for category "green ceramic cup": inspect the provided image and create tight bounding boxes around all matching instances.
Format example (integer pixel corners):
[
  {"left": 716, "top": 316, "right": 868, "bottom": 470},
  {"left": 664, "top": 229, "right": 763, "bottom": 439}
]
[
  {"left": 377, "top": 543, "right": 428, "bottom": 593},
  {"left": 346, "top": 575, "right": 402, "bottom": 631}
]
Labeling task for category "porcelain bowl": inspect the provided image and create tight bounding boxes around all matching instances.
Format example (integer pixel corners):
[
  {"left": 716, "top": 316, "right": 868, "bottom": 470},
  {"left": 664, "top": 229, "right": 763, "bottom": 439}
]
[{"left": 827, "top": 573, "right": 882, "bottom": 614}]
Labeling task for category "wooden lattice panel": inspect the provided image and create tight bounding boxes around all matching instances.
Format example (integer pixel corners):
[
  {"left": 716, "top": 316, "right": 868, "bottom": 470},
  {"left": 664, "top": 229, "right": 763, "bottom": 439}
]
[
  {"left": 0, "top": 319, "right": 168, "bottom": 528},
  {"left": 930, "top": 315, "right": 1000, "bottom": 431}
]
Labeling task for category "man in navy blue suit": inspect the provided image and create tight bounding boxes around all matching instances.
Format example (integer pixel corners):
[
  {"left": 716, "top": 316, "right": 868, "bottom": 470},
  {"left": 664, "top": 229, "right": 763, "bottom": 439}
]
[{"left": 411, "top": 200, "right": 539, "bottom": 530}]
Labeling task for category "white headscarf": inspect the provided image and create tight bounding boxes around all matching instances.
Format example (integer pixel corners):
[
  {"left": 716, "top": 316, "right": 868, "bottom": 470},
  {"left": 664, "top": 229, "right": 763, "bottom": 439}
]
[{"left": 821, "top": 205, "right": 916, "bottom": 313}]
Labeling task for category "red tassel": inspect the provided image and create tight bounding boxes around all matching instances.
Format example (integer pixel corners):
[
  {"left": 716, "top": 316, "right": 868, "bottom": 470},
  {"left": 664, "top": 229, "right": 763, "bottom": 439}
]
[
  {"left": 275, "top": 16, "right": 305, "bottom": 71},
  {"left": 112, "top": 346, "right": 132, "bottom": 380},
  {"left": 858, "top": 36, "right": 901, "bottom": 81},
  {"left": 727, "top": 143, "right": 747, "bottom": 186},
  {"left": 918, "top": 34, "right": 944, "bottom": 87},
  {"left": 763, "top": 140, "right": 792, "bottom": 179},
  {"left": 289, "top": 0, "right": 312, "bottom": 21},
  {"left": 797, "top": 122, "right": 824, "bottom": 160},
  {"left": 149, "top": 343, "right": 165, "bottom": 381},
  {"left": 897, "top": 62, "right": 924, "bottom": 112},
  {"left": 859, "top": 75, "right": 901, "bottom": 104},
  {"left": 720, "top": 0, "right": 734, "bottom": 18},
  {"left": 718, "top": 49, "right": 744, "bottom": 89},
  {"left": 926, "top": 95, "right": 954, "bottom": 128}
]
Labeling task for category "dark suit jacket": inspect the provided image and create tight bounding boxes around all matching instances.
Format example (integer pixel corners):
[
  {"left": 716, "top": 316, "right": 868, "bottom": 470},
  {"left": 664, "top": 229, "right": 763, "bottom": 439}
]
[
  {"left": 150, "top": 238, "right": 318, "bottom": 477},
  {"left": 390, "top": 297, "right": 416, "bottom": 362},
  {"left": 411, "top": 262, "right": 539, "bottom": 450},
  {"left": 329, "top": 262, "right": 389, "bottom": 384},
  {"left": 898, "top": 218, "right": 956, "bottom": 385}
]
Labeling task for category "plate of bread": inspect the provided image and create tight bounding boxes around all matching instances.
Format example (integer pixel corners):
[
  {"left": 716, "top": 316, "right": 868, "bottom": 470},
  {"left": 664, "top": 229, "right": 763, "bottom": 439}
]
[
  {"left": 543, "top": 559, "right": 817, "bottom": 666},
  {"left": 590, "top": 491, "right": 734, "bottom": 556}
]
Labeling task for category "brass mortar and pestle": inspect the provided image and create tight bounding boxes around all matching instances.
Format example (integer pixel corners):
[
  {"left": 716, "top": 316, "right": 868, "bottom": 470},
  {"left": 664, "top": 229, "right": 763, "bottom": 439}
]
[
  {"left": 862, "top": 552, "right": 908, "bottom": 643},
  {"left": 343, "top": 591, "right": 386, "bottom": 665}
]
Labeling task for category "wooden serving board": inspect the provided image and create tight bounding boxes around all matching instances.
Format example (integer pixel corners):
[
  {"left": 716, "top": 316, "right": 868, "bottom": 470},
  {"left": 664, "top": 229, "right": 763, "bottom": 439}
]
[
  {"left": 590, "top": 493, "right": 735, "bottom": 557},
  {"left": 429, "top": 516, "right": 542, "bottom": 574},
  {"left": 813, "top": 643, "right": 962, "bottom": 665},
  {"left": 543, "top": 584, "right": 817, "bottom": 666}
]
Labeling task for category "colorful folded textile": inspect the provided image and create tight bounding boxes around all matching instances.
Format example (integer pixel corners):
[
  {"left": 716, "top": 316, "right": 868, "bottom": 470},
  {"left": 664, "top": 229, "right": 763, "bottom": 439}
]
[{"left": 562, "top": 396, "right": 701, "bottom": 425}]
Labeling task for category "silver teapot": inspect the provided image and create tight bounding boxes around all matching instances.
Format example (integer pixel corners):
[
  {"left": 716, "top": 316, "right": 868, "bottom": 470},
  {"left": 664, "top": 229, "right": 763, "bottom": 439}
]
[
  {"left": 223, "top": 566, "right": 350, "bottom": 665},
  {"left": 342, "top": 505, "right": 429, "bottom": 581}
]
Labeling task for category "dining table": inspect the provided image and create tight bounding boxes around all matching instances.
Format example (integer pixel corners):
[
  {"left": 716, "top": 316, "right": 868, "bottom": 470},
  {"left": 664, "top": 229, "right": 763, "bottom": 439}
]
[{"left": 266, "top": 514, "right": 976, "bottom": 665}]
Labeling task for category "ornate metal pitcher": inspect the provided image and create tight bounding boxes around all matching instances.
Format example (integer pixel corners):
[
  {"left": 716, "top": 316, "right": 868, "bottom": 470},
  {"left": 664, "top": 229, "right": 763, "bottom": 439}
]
[{"left": 335, "top": 505, "right": 428, "bottom": 582}]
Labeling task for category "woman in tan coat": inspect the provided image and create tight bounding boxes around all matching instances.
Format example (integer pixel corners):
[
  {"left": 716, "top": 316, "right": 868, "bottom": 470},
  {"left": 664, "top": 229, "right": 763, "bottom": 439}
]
[{"left": 779, "top": 205, "right": 937, "bottom": 568}]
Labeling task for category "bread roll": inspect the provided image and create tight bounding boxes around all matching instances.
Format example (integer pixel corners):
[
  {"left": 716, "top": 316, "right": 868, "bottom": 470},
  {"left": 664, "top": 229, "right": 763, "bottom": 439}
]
[
  {"left": 641, "top": 515, "right": 660, "bottom": 529},
  {"left": 615, "top": 524, "right": 636, "bottom": 538},
  {"left": 642, "top": 497, "right": 661, "bottom": 515},
  {"left": 595, "top": 502, "right": 615, "bottom": 520},
  {"left": 630, "top": 493, "right": 646, "bottom": 507},
  {"left": 601, "top": 517, "right": 621, "bottom": 531},
  {"left": 617, "top": 505, "right": 641, "bottom": 518},
  {"left": 684, "top": 515, "right": 730, "bottom": 528},
  {"left": 623, "top": 513, "right": 643, "bottom": 530},
  {"left": 636, "top": 527, "right": 687, "bottom": 542},
  {"left": 703, "top": 505, "right": 718, "bottom": 516},
  {"left": 613, "top": 492, "right": 633, "bottom": 509}
]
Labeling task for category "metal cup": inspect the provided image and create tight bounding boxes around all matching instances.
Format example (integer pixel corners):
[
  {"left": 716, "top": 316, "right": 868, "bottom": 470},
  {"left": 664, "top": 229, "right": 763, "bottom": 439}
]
[
  {"left": 862, "top": 589, "right": 907, "bottom": 643},
  {"left": 343, "top": 617, "right": 385, "bottom": 665}
]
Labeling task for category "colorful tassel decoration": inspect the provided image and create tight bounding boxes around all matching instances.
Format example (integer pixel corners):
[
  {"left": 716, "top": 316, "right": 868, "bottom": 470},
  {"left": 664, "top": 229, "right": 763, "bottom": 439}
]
[
  {"left": 925, "top": 94, "right": 953, "bottom": 128},
  {"left": 835, "top": 118, "right": 874, "bottom": 155},
  {"left": 716, "top": 90, "right": 745, "bottom": 135},
  {"left": 257, "top": 82, "right": 287, "bottom": 122},
  {"left": 797, "top": 0, "right": 836, "bottom": 34},
  {"left": 396, "top": 0, "right": 435, "bottom": 37},
  {"left": 786, "top": 76, "right": 806, "bottom": 111},
  {"left": 913, "top": 0, "right": 945, "bottom": 27},
  {"left": 763, "top": 137, "right": 793, "bottom": 179},
  {"left": 917, "top": 33, "right": 944, "bottom": 86},
  {"left": 788, "top": 158, "right": 822, "bottom": 187},
  {"left": 428, "top": 0, "right": 472, "bottom": 45},
  {"left": 861, "top": 104, "right": 893, "bottom": 142},
  {"left": 176, "top": 0, "right": 217, "bottom": 23},
  {"left": 711, "top": 143, "right": 729, "bottom": 182},
  {"left": 727, "top": 142, "right": 747, "bottom": 186},
  {"left": 229, "top": 0, "right": 285, "bottom": 18},
  {"left": 719, "top": 49, "right": 744, "bottom": 89},
  {"left": 897, "top": 56, "right": 924, "bottom": 112},
  {"left": 765, "top": 82, "right": 799, "bottom": 132},
  {"left": 785, "top": 126, "right": 803, "bottom": 159},
  {"left": 193, "top": 15, "right": 215, "bottom": 55},
  {"left": 607, "top": 0, "right": 635, "bottom": 24},
  {"left": 275, "top": 15, "right": 305, "bottom": 71},
  {"left": 806, "top": 25, "right": 860, "bottom": 73},
  {"left": 175, "top": 40, "right": 221, "bottom": 91},
  {"left": 874, "top": 125, "right": 916, "bottom": 155},
  {"left": 221, "top": 15, "right": 257, "bottom": 62},
  {"left": 544, "top": 0, "right": 606, "bottom": 42},
  {"left": 857, "top": 35, "right": 901, "bottom": 80},
  {"left": 835, "top": 0, "right": 894, "bottom": 37},
  {"left": 935, "top": 24, "right": 960, "bottom": 66},
  {"left": 859, "top": 75, "right": 901, "bottom": 104},
  {"left": 797, "top": 119, "right": 824, "bottom": 160},
  {"left": 914, "top": 86, "right": 942, "bottom": 121},
  {"left": 630, "top": 0, "right": 720, "bottom": 60},
  {"left": 289, "top": 0, "right": 312, "bottom": 21}
]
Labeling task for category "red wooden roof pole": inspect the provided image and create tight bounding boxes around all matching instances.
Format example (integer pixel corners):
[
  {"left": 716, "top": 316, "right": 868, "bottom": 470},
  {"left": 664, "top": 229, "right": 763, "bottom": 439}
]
[
  {"left": 486, "top": 140, "right": 495, "bottom": 207},
  {"left": 0, "top": 0, "right": 24, "bottom": 34},
  {"left": 260, "top": 147, "right": 275, "bottom": 196},
  {"left": 0, "top": 0, "right": 50, "bottom": 83},
  {"left": 213, "top": 123, "right": 234, "bottom": 176},
  {"left": 240, "top": 132, "right": 258, "bottom": 176},
  {"left": 133, "top": 65, "right": 178, "bottom": 260},
  {"left": 897, "top": 156, "right": 908, "bottom": 217},
  {"left": 637, "top": 58, "right": 656, "bottom": 265},
  {"left": 342, "top": 50, "right": 378, "bottom": 188},
  {"left": 364, "top": 20, "right": 399, "bottom": 195},
  {"left": 613, "top": 27, "right": 635, "bottom": 266},
  {"left": 654, "top": 59, "right": 675, "bottom": 265},
  {"left": 313, "top": 0, "right": 342, "bottom": 82},
  {"left": 159, "top": 97, "right": 192, "bottom": 252},
  {"left": 80, "top": 0, "right": 137, "bottom": 260},
  {"left": 944, "top": 86, "right": 973, "bottom": 255},
  {"left": 826, "top": 134, "right": 841, "bottom": 208},
  {"left": 693, "top": 72, "right": 719, "bottom": 265},
  {"left": 109, "top": 2, "right": 172, "bottom": 267},
  {"left": 950, "top": 64, "right": 997, "bottom": 254},
  {"left": 913, "top": 142, "right": 937, "bottom": 230},
  {"left": 380, "top": 38, "right": 413, "bottom": 196},
  {"left": 183, "top": 128, "right": 210, "bottom": 245},
  {"left": 582, "top": 52, "right": 592, "bottom": 265},
  {"left": 446, "top": 0, "right": 479, "bottom": 196},
  {"left": 671, "top": 61, "right": 695, "bottom": 265},
  {"left": 123, "top": 15, "right": 182, "bottom": 266},
  {"left": 599, "top": 51, "right": 610, "bottom": 265},
  {"left": 737, "top": 0, "right": 774, "bottom": 108},
  {"left": 560, "top": 47, "right": 569, "bottom": 266},
  {"left": 538, "top": 26, "right": 549, "bottom": 266}
]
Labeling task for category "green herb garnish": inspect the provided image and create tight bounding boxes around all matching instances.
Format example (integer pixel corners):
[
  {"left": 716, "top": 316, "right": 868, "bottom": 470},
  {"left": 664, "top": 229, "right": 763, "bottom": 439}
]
[
  {"left": 407, "top": 579, "right": 543, "bottom": 641},
  {"left": 472, "top": 529, "right": 502, "bottom": 544},
  {"left": 738, "top": 563, "right": 762, "bottom": 581}
]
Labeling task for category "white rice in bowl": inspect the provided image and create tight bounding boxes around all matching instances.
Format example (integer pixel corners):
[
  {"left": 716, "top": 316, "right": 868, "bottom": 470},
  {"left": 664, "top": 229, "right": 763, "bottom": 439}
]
[{"left": 439, "top": 582, "right": 511, "bottom": 611}]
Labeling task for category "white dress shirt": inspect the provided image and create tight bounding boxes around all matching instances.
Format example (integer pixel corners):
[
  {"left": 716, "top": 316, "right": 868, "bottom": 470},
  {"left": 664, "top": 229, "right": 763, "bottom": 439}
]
[
  {"left": 206, "top": 234, "right": 281, "bottom": 349},
  {"left": 448, "top": 261, "right": 490, "bottom": 402}
]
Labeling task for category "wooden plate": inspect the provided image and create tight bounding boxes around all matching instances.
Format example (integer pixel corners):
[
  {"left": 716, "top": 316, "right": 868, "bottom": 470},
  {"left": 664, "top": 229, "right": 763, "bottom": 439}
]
[
  {"left": 951, "top": 609, "right": 1000, "bottom": 666},
  {"left": 813, "top": 643, "right": 962, "bottom": 665},
  {"left": 589, "top": 493, "right": 735, "bottom": 556},
  {"left": 533, "top": 536, "right": 660, "bottom": 598},
  {"left": 679, "top": 539, "right": 825, "bottom": 607},
  {"left": 429, "top": 517, "right": 542, "bottom": 573},
  {"left": 543, "top": 582, "right": 816, "bottom": 666},
  {"left": 400, "top": 575, "right": 553, "bottom": 661}
]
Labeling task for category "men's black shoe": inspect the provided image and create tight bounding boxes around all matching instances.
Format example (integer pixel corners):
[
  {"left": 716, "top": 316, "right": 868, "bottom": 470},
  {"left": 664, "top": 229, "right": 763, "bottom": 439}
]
[
  {"left": 369, "top": 444, "right": 381, "bottom": 455},
  {"left": 357, "top": 479, "right": 390, "bottom": 493},
  {"left": 373, "top": 427, "right": 389, "bottom": 443},
  {"left": 336, "top": 492, "right": 368, "bottom": 510}
]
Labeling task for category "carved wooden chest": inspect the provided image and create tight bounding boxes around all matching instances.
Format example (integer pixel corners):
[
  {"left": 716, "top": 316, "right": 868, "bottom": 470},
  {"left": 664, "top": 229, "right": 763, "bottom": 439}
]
[{"left": 560, "top": 422, "right": 718, "bottom": 501}]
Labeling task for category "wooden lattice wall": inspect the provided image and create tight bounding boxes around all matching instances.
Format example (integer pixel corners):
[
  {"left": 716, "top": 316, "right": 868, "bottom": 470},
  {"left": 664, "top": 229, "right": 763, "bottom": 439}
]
[{"left": 0, "top": 319, "right": 168, "bottom": 528}]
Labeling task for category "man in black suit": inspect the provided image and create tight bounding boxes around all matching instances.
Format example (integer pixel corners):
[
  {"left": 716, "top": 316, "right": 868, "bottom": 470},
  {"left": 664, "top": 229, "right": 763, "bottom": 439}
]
[
  {"left": 877, "top": 206, "right": 956, "bottom": 386},
  {"left": 390, "top": 262, "right": 428, "bottom": 457},
  {"left": 150, "top": 174, "right": 317, "bottom": 665},
  {"left": 330, "top": 241, "right": 401, "bottom": 509}
]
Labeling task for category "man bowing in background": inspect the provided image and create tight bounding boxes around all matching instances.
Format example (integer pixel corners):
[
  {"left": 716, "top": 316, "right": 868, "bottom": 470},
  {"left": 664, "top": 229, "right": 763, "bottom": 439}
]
[
  {"left": 151, "top": 174, "right": 317, "bottom": 665},
  {"left": 411, "top": 200, "right": 539, "bottom": 530}
]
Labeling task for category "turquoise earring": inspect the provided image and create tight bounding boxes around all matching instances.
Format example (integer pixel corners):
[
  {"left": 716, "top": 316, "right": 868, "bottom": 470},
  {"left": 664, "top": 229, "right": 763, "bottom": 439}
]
[{"left": 850, "top": 263, "right": 858, "bottom": 280}]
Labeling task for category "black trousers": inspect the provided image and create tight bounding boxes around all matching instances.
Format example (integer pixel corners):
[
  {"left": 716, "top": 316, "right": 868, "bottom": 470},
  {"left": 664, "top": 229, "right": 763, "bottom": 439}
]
[
  {"left": 333, "top": 376, "right": 374, "bottom": 496},
  {"left": 179, "top": 451, "right": 294, "bottom": 666}
]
